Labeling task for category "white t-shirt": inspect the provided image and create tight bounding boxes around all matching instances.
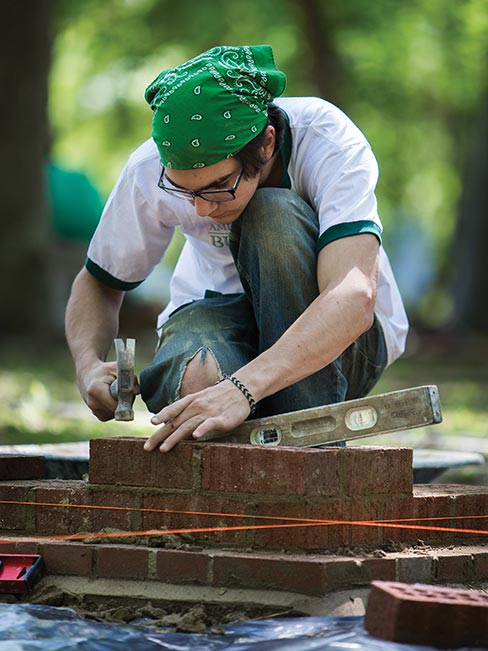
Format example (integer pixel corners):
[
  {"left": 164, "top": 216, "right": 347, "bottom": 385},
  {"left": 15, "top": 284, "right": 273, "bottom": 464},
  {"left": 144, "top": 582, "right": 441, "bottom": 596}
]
[{"left": 87, "top": 97, "right": 408, "bottom": 365}]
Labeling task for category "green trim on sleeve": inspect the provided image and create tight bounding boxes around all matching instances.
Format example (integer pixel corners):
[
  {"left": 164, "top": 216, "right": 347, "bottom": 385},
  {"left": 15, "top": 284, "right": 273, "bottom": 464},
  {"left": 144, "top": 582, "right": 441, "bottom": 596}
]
[
  {"left": 85, "top": 257, "right": 144, "bottom": 291},
  {"left": 316, "top": 220, "right": 382, "bottom": 253},
  {"left": 204, "top": 289, "right": 223, "bottom": 298}
]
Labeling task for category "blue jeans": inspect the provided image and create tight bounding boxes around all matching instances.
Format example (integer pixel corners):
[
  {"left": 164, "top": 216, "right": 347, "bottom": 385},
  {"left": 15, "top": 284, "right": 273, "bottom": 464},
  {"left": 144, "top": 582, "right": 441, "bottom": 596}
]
[{"left": 140, "top": 188, "right": 387, "bottom": 417}]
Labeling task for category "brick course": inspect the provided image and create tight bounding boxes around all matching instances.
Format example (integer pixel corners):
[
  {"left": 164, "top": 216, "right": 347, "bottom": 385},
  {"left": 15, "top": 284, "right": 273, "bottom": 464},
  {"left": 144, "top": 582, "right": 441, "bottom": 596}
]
[
  {"left": 0, "top": 456, "right": 45, "bottom": 480},
  {"left": 1, "top": 540, "right": 484, "bottom": 597},
  {"left": 1, "top": 441, "right": 487, "bottom": 560},
  {"left": 201, "top": 444, "right": 341, "bottom": 497},
  {"left": 89, "top": 439, "right": 412, "bottom": 498},
  {"left": 89, "top": 438, "right": 195, "bottom": 489}
]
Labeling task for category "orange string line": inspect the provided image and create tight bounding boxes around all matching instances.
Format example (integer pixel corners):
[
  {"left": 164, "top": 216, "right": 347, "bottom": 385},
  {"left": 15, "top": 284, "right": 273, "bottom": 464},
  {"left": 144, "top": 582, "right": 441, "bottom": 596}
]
[
  {"left": 0, "top": 517, "right": 487, "bottom": 545},
  {"left": 0, "top": 499, "right": 487, "bottom": 543},
  {"left": 0, "top": 499, "right": 487, "bottom": 525}
]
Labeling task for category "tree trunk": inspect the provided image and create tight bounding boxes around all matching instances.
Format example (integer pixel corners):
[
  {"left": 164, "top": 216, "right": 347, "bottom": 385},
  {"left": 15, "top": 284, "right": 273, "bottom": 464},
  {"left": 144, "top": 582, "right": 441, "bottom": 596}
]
[
  {"left": 291, "top": 0, "right": 342, "bottom": 104},
  {"left": 450, "top": 88, "right": 488, "bottom": 333},
  {"left": 0, "top": 1, "right": 53, "bottom": 338}
]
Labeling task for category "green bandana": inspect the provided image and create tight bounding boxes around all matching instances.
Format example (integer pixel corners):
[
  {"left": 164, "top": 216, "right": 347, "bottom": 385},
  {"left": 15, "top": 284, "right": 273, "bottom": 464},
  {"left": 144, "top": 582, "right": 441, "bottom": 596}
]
[{"left": 145, "top": 45, "right": 286, "bottom": 169}]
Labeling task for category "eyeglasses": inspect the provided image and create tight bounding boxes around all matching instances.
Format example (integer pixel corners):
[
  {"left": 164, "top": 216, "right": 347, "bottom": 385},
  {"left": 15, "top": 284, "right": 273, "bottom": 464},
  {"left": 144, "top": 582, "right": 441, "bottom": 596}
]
[{"left": 158, "top": 167, "right": 243, "bottom": 203}]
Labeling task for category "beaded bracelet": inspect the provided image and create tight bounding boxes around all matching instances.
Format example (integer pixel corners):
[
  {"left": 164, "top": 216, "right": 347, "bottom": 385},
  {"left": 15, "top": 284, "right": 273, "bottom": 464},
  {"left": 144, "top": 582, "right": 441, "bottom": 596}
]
[{"left": 218, "top": 374, "right": 257, "bottom": 414}]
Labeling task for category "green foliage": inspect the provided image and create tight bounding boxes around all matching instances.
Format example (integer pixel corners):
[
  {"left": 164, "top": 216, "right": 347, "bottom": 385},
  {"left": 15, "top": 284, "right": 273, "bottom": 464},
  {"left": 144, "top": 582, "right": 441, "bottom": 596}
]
[{"left": 49, "top": 0, "right": 488, "bottom": 324}]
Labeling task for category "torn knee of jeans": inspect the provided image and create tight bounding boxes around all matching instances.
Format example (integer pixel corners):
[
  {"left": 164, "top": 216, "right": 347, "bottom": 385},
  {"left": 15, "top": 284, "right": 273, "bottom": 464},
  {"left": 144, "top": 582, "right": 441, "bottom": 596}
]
[{"left": 174, "top": 346, "right": 222, "bottom": 401}]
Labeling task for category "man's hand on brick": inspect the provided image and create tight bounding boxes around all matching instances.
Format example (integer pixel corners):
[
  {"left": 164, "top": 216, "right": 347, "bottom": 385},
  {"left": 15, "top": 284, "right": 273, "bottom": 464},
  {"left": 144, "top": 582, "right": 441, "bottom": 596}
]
[{"left": 143, "top": 379, "right": 251, "bottom": 453}]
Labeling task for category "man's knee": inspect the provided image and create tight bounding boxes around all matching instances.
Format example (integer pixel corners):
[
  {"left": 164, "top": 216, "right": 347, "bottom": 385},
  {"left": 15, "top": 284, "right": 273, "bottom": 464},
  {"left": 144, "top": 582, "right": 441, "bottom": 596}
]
[
  {"left": 179, "top": 346, "right": 220, "bottom": 397},
  {"left": 236, "top": 188, "right": 319, "bottom": 254}
]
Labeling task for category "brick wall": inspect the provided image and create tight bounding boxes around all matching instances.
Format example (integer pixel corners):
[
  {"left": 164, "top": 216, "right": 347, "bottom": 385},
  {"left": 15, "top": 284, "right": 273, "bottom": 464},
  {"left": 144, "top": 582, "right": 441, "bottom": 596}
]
[
  {"left": 1, "top": 439, "right": 487, "bottom": 551},
  {"left": 1, "top": 437, "right": 488, "bottom": 595},
  {"left": 1, "top": 538, "right": 487, "bottom": 596}
]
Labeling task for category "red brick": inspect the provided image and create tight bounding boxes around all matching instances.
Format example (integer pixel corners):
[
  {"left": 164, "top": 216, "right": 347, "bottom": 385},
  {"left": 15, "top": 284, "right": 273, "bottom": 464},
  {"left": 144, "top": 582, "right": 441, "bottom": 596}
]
[
  {"left": 41, "top": 542, "right": 94, "bottom": 576},
  {"left": 474, "top": 551, "right": 488, "bottom": 580},
  {"left": 0, "top": 456, "right": 45, "bottom": 480},
  {"left": 83, "top": 489, "right": 141, "bottom": 532},
  {"left": 35, "top": 485, "right": 89, "bottom": 534},
  {"left": 361, "top": 557, "right": 397, "bottom": 581},
  {"left": 396, "top": 555, "right": 433, "bottom": 583},
  {"left": 142, "top": 493, "right": 251, "bottom": 546},
  {"left": 315, "top": 556, "right": 394, "bottom": 587},
  {"left": 35, "top": 485, "right": 140, "bottom": 535},
  {"left": 212, "top": 552, "right": 330, "bottom": 595},
  {"left": 89, "top": 438, "right": 194, "bottom": 489},
  {"left": 0, "top": 540, "right": 39, "bottom": 554},
  {"left": 0, "top": 484, "right": 33, "bottom": 531},
  {"left": 253, "top": 499, "right": 380, "bottom": 551},
  {"left": 365, "top": 580, "right": 488, "bottom": 647},
  {"left": 95, "top": 545, "right": 149, "bottom": 579},
  {"left": 435, "top": 553, "right": 474, "bottom": 582},
  {"left": 156, "top": 549, "right": 209, "bottom": 584},
  {"left": 201, "top": 444, "right": 340, "bottom": 497},
  {"left": 451, "top": 491, "right": 488, "bottom": 537},
  {"left": 381, "top": 494, "right": 452, "bottom": 543},
  {"left": 341, "top": 447, "right": 412, "bottom": 497}
]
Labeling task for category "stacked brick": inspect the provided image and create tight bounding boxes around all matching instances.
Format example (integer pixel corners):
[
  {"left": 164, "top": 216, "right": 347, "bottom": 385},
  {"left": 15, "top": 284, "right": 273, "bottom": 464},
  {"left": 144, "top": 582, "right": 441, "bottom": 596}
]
[
  {"left": 1, "top": 538, "right": 488, "bottom": 596},
  {"left": 1, "top": 438, "right": 488, "bottom": 551},
  {"left": 1, "top": 437, "right": 488, "bottom": 595}
]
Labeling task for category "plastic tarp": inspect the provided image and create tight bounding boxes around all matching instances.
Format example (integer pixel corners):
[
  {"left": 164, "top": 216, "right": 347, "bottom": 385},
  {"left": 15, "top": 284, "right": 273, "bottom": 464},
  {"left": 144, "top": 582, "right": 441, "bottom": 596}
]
[{"left": 0, "top": 604, "right": 485, "bottom": 651}]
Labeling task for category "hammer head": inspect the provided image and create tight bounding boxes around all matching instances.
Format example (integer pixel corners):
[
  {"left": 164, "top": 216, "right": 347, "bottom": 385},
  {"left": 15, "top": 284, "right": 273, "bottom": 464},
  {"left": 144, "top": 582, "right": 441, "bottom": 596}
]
[{"left": 109, "top": 338, "right": 136, "bottom": 421}]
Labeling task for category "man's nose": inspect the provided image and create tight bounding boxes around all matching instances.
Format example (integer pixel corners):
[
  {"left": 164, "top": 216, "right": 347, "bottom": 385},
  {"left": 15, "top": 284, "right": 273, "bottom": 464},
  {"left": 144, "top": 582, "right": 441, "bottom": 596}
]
[{"left": 193, "top": 196, "right": 218, "bottom": 217}]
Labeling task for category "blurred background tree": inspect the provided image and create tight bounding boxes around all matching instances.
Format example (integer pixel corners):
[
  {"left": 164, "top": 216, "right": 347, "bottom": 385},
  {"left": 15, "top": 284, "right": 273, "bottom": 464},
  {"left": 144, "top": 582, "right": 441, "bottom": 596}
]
[
  {"left": 0, "top": 1, "right": 53, "bottom": 337},
  {"left": 2, "top": 0, "right": 488, "bottom": 339}
]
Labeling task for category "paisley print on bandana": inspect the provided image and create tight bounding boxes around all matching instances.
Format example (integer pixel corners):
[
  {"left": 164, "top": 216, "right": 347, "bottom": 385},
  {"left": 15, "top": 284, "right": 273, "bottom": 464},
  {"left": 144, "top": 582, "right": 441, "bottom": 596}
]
[{"left": 145, "top": 45, "right": 286, "bottom": 169}]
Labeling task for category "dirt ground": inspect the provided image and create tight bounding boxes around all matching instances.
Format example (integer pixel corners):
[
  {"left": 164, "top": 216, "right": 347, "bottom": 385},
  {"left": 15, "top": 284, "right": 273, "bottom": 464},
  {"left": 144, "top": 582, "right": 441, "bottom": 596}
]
[
  {"left": 2, "top": 581, "right": 296, "bottom": 632},
  {"left": 2, "top": 540, "right": 487, "bottom": 632}
]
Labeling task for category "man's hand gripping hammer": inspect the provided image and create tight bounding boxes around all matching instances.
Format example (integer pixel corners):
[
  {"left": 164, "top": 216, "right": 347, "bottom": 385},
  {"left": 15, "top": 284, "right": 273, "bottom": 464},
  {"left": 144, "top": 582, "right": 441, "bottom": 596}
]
[{"left": 109, "top": 338, "right": 136, "bottom": 421}]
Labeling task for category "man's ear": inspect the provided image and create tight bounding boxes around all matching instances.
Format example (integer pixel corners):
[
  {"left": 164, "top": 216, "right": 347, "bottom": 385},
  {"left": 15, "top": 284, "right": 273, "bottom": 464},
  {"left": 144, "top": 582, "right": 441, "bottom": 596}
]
[{"left": 262, "top": 125, "right": 276, "bottom": 161}]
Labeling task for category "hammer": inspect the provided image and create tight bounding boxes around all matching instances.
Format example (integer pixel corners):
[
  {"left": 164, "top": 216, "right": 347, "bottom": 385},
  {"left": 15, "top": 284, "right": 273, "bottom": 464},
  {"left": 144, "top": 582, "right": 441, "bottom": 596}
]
[{"left": 109, "top": 338, "right": 136, "bottom": 421}]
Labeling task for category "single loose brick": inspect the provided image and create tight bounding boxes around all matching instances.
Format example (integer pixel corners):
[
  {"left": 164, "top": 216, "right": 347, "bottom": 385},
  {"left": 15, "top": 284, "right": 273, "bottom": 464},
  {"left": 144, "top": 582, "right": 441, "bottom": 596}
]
[
  {"left": 89, "top": 437, "right": 194, "bottom": 489},
  {"left": 365, "top": 580, "right": 488, "bottom": 647},
  {"left": 201, "top": 444, "right": 340, "bottom": 497},
  {"left": 340, "top": 447, "right": 412, "bottom": 496},
  {"left": 0, "top": 456, "right": 45, "bottom": 480}
]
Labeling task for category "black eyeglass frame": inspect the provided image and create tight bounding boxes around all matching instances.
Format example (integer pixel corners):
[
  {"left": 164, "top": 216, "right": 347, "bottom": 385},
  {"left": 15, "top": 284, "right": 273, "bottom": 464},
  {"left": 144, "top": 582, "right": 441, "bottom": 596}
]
[{"left": 158, "top": 167, "right": 244, "bottom": 203}]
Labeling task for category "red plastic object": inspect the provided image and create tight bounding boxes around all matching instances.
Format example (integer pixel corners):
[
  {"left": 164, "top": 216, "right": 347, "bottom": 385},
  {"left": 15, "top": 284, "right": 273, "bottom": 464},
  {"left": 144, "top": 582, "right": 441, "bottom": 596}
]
[
  {"left": 0, "top": 554, "right": 45, "bottom": 593},
  {"left": 365, "top": 580, "right": 488, "bottom": 647}
]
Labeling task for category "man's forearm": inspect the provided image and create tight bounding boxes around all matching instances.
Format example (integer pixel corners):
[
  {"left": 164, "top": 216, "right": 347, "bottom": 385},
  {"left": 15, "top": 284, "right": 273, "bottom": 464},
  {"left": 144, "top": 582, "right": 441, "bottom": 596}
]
[
  {"left": 65, "top": 268, "right": 124, "bottom": 375},
  {"left": 236, "top": 274, "right": 375, "bottom": 402}
]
